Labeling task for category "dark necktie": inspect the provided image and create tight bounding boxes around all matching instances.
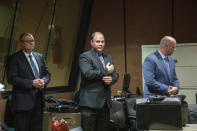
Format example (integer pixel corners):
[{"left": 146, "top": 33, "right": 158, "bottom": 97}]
[
  {"left": 29, "top": 55, "right": 40, "bottom": 78},
  {"left": 164, "top": 57, "right": 170, "bottom": 78}
]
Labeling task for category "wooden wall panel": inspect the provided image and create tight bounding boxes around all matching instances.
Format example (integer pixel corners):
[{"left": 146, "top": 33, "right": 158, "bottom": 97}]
[
  {"left": 174, "top": 0, "right": 197, "bottom": 42},
  {"left": 126, "top": 0, "right": 172, "bottom": 44}
]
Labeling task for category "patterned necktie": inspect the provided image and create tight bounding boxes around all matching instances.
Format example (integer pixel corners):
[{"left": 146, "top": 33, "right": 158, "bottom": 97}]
[
  {"left": 98, "top": 54, "right": 105, "bottom": 68},
  {"left": 29, "top": 55, "right": 40, "bottom": 78},
  {"left": 164, "top": 57, "right": 170, "bottom": 78}
]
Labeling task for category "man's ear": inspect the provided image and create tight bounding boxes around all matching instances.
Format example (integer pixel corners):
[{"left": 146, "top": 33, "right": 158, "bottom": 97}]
[{"left": 90, "top": 40, "right": 93, "bottom": 46}]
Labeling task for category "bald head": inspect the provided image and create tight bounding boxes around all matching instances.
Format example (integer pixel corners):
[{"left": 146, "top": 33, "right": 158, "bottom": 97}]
[
  {"left": 160, "top": 36, "right": 176, "bottom": 47},
  {"left": 159, "top": 36, "right": 176, "bottom": 56}
]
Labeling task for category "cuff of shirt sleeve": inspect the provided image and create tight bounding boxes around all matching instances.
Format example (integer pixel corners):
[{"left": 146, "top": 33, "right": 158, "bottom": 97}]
[{"left": 164, "top": 85, "right": 169, "bottom": 94}]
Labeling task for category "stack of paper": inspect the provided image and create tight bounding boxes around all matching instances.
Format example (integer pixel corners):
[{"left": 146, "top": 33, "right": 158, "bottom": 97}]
[{"left": 0, "top": 83, "right": 5, "bottom": 91}]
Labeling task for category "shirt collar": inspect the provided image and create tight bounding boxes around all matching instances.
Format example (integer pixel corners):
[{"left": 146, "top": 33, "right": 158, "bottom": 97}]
[
  {"left": 23, "top": 51, "right": 33, "bottom": 58},
  {"left": 158, "top": 49, "right": 166, "bottom": 60},
  {"left": 92, "top": 49, "right": 103, "bottom": 57}
]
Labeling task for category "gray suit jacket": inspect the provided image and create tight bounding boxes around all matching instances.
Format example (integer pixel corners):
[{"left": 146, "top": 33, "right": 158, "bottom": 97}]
[
  {"left": 142, "top": 50, "right": 179, "bottom": 98},
  {"left": 7, "top": 50, "right": 51, "bottom": 111},
  {"left": 79, "top": 49, "right": 119, "bottom": 109}
]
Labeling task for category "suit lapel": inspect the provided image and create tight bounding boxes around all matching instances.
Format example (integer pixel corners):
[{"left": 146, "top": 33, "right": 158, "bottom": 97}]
[
  {"left": 90, "top": 49, "right": 105, "bottom": 69},
  {"left": 160, "top": 58, "right": 170, "bottom": 81},
  {"left": 103, "top": 53, "right": 108, "bottom": 66},
  {"left": 155, "top": 51, "right": 171, "bottom": 82},
  {"left": 19, "top": 51, "right": 35, "bottom": 77},
  {"left": 168, "top": 57, "right": 174, "bottom": 81}
]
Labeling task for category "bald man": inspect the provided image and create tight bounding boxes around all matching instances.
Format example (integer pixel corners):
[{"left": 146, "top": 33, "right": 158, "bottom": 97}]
[{"left": 143, "top": 36, "right": 179, "bottom": 98}]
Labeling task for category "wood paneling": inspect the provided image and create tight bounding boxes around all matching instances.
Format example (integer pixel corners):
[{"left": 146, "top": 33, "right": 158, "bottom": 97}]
[
  {"left": 174, "top": 0, "right": 197, "bottom": 42},
  {"left": 85, "top": 0, "right": 197, "bottom": 96}
]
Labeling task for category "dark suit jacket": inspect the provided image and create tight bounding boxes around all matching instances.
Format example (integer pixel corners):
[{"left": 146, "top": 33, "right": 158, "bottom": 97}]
[
  {"left": 79, "top": 49, "right": 119, "bottom": 109},
  {"left": 7, "top": 50, "right": 50, "bottom": 111},
  {"left": 142, "top": 50, "right": 179, "bottom": 98}
]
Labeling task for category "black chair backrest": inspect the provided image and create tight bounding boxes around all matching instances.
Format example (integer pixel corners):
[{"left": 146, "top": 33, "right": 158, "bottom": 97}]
[
  {"left": 125, "top": 97, "right": 136, "bottom": 118},
  {"left": 109, "top": 99, "right": 126, "bottom": 128},
  {"left": 122, "top": 73, "right": 131, "bottom": 93}
]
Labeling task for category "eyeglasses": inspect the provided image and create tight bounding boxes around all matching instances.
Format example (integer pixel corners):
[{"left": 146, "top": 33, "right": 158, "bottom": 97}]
[
  {"left": 95, "top": 40, "right": 105, "bottom": 44},
  {"left": 21, "top": 40, "right": 35, "bottom": 43}
]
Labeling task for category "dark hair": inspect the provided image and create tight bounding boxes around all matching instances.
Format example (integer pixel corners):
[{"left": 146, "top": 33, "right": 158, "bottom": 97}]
[{"left": 19, "top": 33, "right": 33, "bottom": 42}]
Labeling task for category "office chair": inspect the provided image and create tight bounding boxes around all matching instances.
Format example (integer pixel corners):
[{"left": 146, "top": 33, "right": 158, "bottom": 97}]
[
  {"left": 109, "top": 98, "right": 126, "bottom": 131},
  {"left": 125, "top": 97, "right": 137, "bottom": 131}
]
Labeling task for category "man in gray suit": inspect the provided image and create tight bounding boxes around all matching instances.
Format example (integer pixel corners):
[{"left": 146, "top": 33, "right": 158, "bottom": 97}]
[
  {"left": 79, "top": 32, "right": 119, "bottom": 131},
  {"left": 143, "top": 36, "right": 179, "bottom": 98}
]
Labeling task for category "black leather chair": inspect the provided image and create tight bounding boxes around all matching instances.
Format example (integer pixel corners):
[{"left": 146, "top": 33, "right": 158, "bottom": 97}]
[
  {"left": 125, "top": 97, "right": 137, "bottom": 131},
  {"left": 188, "top": 104, "right": 197, "bottom": 124},
  {"left": 109, "top": 98, "right": 126, "bottom": 131}
]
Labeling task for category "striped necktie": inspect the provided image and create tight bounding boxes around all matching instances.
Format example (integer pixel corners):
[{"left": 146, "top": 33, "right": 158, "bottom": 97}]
[
  {"left": 29, "top": 55, "right": 40, "bottom": 78},
  {"left": 164, "top": 57, "right": 170, "bottom": 78}
]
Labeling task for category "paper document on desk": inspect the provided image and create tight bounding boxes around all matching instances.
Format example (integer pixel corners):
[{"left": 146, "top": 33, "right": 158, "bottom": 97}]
[
  {"left": 0, "top": 83, "right": 5, "bottom": 91},
  {"left": 136, "top": 98, "right": 148, "bottom": 104}
]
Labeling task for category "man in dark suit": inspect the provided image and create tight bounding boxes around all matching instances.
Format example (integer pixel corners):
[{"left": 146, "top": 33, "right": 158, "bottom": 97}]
[
  {"left": 79, "top": 32, "right": 119, "bottom": 131},
  {"left": 7, "top": 33, "right": 51, "bottom": 131},
  {"left": 143, "top": 36, "right": 179, "bottom": 98}
]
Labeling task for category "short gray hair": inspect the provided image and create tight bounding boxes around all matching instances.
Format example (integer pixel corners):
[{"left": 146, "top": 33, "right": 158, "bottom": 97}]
[
  {"left": 19, "top": 33, "right": 33, "bottom": 42},
  {"left": 90, "top": 32, "right": 104, "bottom": 40},
  {"left": 160, "top": 36, "right": 175, "bottom": 46}
]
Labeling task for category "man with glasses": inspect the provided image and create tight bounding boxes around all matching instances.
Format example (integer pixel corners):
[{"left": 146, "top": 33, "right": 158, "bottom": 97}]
[
  {"left": 79, "top": 32, "right": 119, "bottom": 131},
  {"left": 7, "top": 33, "right": 51, "bottom": 131}
]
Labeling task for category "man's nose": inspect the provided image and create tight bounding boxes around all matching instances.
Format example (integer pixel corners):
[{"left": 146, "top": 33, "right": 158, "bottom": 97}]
[{"left": 98, "top": 42, "right": 103, "bottom": 45}]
